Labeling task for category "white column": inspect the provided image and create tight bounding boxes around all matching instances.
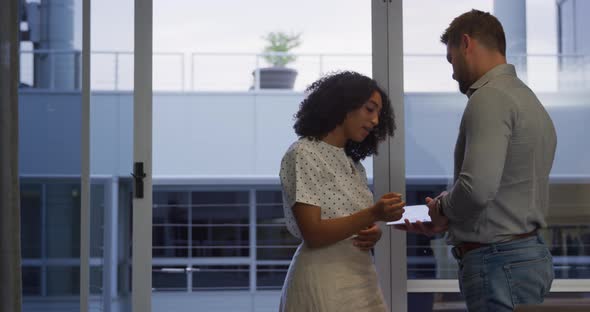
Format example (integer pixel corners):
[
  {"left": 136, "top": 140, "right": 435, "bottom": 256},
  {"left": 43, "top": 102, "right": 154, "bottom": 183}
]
[
  {"left": 373, "top": 0, "right": 407, "bottom": 311},
  {"left": 35, "top": 0, "right": 77, "bottom": 89},
  {"left": 132, "top": 0, "right": 153, "bottom": 311},
  {"left": 103, "top": 178, "right": 119, "bottom": 312},
  {"left": 494, "top": 0, "right": 528, "bottom": 81}
]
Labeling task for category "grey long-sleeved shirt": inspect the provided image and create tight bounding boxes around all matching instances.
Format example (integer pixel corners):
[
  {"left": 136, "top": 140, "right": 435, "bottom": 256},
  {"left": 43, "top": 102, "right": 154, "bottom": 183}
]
[{"left": 440, "top": 64, "right": 557, "bottom": 245}]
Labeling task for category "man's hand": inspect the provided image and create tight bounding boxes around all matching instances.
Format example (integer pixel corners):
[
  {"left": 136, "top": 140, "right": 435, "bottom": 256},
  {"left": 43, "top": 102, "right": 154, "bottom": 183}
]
[
  {"left": 393, "top": 219, "right": 447, "bottom": 236},
  {"left": 353, "top": 224, "right": 382, "bottom": 251},
  {"left": 426, "top": 194, "right": 449, "bottom": 228},
  {"left": 392, "top": 192, "right": 449, "bottom": 236}
]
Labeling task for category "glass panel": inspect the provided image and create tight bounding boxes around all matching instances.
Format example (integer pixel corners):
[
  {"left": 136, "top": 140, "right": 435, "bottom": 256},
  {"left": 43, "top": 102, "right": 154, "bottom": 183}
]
[
  {"left": 19, "top": 1, "right": 84, "bottom": 309},
  {"left": 402, "top": 0, "right": 590, "bottom": 296},
  {"left": 191, "top": 191, "right": 249, "bottom": 205},
  {"left": 153, "top": 225, "right": 189, "bottom": 258},
  {"left": 151, "top": 0, "right": 373, "bottom": 310},
  {"left": 256, "top": 190, "right": 283, "bottom": 205},
  {"left": 45, "top": 183, "right": 81, "bottom": 258},
  {"left": 46, "top": 266, "right": 80, "bottom": 296},
  {"left": 153, "top": 266, "right": 187, "bottom": 291},
  {"left": 257, "top": 204, "right": 284, "bottom": 224},
  {"left": 21, "top": 267, "right": 41, "bottom": 296},
  {"left": 192, "top": 226, "right": 249, "bottom": 246},
  {"left": 90, "top": 266, "right": 103, "bottom": 295},
  {"left": 257, "top": 226, "right": 298, "bottom": 260},
  {"left": 89, "top": 0, "right": 135, "bottom": 310},
  {"left": 21, "top": 184, "right": 42, "bottom": 259},
  {"left": 191, "top": 205, "right": 250, "bottom": 224},
  {"left": 154, "top": 191, "right": 189, "bottom": 207},
  {"left": 408, "top": 292, "right": 590, "bottom": 312},
  {"left": 256, "top": 265, "right": 289, "bottom": 290},
  {"left": 528, "top": 0, "right": 590, "bottom": 283},
  {"left": 403, "top": 0, "right": 495, "bottom": 281},
  {"left": 153, "top": 192, "right": 190, "bottom": 258},
  {"left": 192, "top": 247, "right": 250, "bottom": 258},
  {"left": 192, "top": 266, "right": 250, "bottom": 291}
]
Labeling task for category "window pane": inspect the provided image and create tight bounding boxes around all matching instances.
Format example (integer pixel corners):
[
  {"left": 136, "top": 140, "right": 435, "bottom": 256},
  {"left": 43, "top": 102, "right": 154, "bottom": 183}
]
[
  {"left": 256, "top": 190, "right": 283, "bottom": 205},
  {"left": 403, "top": 0, "right": 590, "bottom": 284},
  {"left": 192, "top": 226, "right": 249, "bottom": 246},
  {"left": 257, "top": 204, "right": 285, "bottom": 224},
  {"left": 46, "top": 266, "right": 80, "bottom": 296},
  {"left": 153, "top": 266, "right": 187, "bottom": 291},
  {"left": 192, "top": 247, "right": 249, "bottom": 258},
  {"left": 22, "top": 267, "right": 41, "bottom": 296},
  {"left": 191, "top": 206, "right": 249, "bottom": 224},
  {"left": 257, "top": 265, "right": 289, "bottom": 290},
  {"left": 192, "top": 266, "right": 249, "bottom": 291},
  {"left": 149, "top": 0, "right": 373, "bottom": 309},
  {"left": 21, "top": 184, "right": 42, "bottom": 258},
  {"left": 46, "top": 183, "right": 81, "bottom": 258},
  {"left": 191, "top": 191, "right": 249, "bottom": 205},
  {"left": 257, "top": 225, "right": 298, "bottom": 260},
  {"left": 153, "top": 226, "right": 189, "bottom": 258},
  {"left": 154, "top": 191, "right": 189, "bottom": 206}
]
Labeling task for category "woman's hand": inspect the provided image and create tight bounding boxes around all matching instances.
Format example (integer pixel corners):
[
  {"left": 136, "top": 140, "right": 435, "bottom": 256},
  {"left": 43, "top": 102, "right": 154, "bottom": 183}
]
[
  {"left": 371, "top": 192, "right": 406, "bottom": 222},
  {"left": 353, "top": 224, "right": 382, "bottom": 251}
]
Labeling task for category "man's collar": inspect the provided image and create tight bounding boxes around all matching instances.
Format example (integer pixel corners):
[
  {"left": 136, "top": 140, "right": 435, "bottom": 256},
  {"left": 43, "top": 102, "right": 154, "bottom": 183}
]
[{"left": 466, "top": 64, "right": 516, "bottom": 97}]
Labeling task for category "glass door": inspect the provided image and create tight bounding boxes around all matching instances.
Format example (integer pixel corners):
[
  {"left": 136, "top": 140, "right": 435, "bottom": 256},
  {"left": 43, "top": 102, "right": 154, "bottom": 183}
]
[
  {"left": 141, "top": 0, "right": 393, "bottom": 311},
  {"left": 88, "top": 0, "right": 137, "bottom": 310},
  {"left": 18, "top": 0, "right": 86, "bottom": 310},
  {"left": 401, "top": 0, "right": 590, "bottom": 310}
]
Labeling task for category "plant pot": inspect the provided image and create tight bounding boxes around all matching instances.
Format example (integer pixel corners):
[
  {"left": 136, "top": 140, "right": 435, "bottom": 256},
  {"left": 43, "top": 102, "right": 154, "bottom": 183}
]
[{"left": 254, "top": 67, "right": 298, "bottom": 89}]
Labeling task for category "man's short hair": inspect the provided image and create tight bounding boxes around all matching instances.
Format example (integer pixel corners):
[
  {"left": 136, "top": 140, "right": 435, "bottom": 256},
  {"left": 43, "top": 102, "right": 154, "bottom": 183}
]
[{"left": 441, "top": 9, "right": 506, "bottom": 56}]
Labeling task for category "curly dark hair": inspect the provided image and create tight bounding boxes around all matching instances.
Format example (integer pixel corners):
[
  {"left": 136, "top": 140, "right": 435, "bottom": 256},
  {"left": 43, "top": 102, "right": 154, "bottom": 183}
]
[{"left": 294, "top": 71, "right": 396, "bottom": 161}]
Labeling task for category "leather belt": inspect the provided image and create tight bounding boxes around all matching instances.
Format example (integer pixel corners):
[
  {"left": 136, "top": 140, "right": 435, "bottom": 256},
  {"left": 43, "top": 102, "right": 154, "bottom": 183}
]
[{"left": 453, "top": 229, "right": 538, "bottom": 259}]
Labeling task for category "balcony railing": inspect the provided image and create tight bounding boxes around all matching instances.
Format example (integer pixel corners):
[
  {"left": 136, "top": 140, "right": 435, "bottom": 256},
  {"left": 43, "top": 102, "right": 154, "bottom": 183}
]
[{"left": 19, "top": 50, "right": 590, "bottom": 92}]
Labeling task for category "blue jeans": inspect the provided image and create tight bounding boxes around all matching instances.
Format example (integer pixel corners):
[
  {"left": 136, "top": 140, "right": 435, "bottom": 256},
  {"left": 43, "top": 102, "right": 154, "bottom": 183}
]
[{"left": 452, "top": 234, "right": 554, "bottom": 312}]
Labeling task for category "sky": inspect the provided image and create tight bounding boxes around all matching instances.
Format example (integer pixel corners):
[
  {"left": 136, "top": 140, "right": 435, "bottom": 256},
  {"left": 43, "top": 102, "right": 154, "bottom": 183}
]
[
  {"left": 87, "top": 0, "right": 556, "bottom": 53},
  {"left": 67, "top": 0, "right": 559, "bottom": 91}
]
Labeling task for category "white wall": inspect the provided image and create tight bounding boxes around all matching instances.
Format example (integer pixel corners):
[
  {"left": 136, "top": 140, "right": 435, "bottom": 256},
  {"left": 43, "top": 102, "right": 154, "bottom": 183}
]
[{"left": 19, "top": 91, "right": 590, "bottom": 182}]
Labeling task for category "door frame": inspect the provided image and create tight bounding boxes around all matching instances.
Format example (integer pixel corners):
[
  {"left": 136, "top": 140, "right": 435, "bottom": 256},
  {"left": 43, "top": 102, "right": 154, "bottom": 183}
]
[
  {"left": 80, "top": 0, "right": 91, "bottom": 310},
  {"left": 372, "top": 0, "right": 407, "bottom": 311},
  {"left": 129, "top": 1, "right": 401, "bottom": 311},
  {"left": 132, "top": 0, "right": 154, "bottom": 311}
]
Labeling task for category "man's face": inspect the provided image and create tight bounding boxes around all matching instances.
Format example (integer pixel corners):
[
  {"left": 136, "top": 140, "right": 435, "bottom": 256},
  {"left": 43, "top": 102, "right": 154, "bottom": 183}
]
[{"left": 446, "top": 44, "right": 471, "bottom": 94}]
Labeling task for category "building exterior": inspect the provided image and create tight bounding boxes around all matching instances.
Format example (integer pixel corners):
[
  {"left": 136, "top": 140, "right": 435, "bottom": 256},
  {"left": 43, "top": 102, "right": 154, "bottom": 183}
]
[{"left": 15, "top": 0, "right": 590, "bottom": 311}]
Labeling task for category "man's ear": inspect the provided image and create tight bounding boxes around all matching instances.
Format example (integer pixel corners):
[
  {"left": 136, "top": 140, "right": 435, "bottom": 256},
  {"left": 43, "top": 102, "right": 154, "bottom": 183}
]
[{"left": 461, "top": 34, "right": 472, "bottom": 53}]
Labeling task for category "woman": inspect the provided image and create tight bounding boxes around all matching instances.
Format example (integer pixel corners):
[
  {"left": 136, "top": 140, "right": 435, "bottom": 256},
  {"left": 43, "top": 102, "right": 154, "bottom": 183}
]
[{"left": 279, "top": 71, "right": 405, "bottom": 311}]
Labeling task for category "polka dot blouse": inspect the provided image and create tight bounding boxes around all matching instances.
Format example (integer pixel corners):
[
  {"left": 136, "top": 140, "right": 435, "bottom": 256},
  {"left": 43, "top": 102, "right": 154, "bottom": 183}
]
[{"left": 279, "top": 138, "right": 374, "bottom": 239}]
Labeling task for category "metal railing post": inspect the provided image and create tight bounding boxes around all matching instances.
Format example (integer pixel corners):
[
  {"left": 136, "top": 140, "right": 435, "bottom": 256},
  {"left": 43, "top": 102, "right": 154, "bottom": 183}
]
[
  {"left": 49, "top": 52, "right": 55, "bottom": 90},
  {"left": 114, "top": 52, "right": 119, "bottom": 91},
  {"left": 187, "top": 266, "right": 192, "bottom": 293},
  {"left": 191, "top": 52, "right": 196, "bottom": 91},
  {"left": 181, "top": 53, "right": 186, "bottom": 92},
  {"left": 254, "top": 54, "right": 261, "bottom": 91}
]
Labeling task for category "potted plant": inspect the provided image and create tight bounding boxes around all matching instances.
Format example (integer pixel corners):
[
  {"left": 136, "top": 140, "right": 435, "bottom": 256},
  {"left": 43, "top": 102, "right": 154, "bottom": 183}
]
[{"left": 254, "top": 31, "right": 301, "bottom": 89}]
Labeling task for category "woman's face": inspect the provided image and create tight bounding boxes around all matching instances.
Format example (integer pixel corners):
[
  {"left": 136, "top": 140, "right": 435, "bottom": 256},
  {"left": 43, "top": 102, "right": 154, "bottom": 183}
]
[{"left": 342, "top": 90, "right": 382, "bottom": 143}]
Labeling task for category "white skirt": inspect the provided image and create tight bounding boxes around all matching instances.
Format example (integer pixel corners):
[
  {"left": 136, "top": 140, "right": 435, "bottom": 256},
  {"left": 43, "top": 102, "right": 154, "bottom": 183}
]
[{"left": 279, "top": 239, "right": 387, "bottom": 312}]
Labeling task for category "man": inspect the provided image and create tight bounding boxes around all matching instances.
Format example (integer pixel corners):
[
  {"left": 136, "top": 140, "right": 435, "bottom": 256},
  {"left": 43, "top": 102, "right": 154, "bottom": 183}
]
[{"left": 396, "top": 9, "right": 557, "bottom": 312}]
